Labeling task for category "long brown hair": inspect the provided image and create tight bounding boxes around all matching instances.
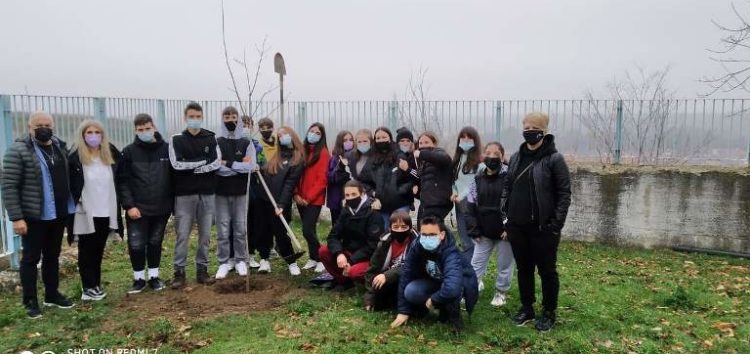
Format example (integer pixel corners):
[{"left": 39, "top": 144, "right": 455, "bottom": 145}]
[
  {"left": 332, "top": 130, "right": 353, "bottom": 157},
  {"left": 265, "top": 126, "right": 305, "bottom": 175},
  {"left": 452, "top": 126, "right": 482, "bottom": 180}
]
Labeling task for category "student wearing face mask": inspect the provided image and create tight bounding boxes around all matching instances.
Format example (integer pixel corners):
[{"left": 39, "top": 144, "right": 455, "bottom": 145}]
[
  {"left": 503, "top": 112, "right": 571, "bottom": 332},
  {"left": 465, "top": 142, "right": 514, "bottom": 307},
  {"left": 2, "top": 112, "right": 77, "bottom": 318},
  {"left": 390, "top": 216, "right": 478, "bottom": 333},
  {"left": 69, "top": 120, "right": 122, "bottom": 301},
  {"left": 326, "top": 130, "right": 354, "bottom": 228},
  {"left": 295, "top": 123, "right": 331, "bottom": 273},
  {"left": 239, "top": 115, "right": 265, "bottom": 269},
  {"left": 117, "top": 114, "right": 173, "bottom": 294},
  {"left": 256, "top": 127, "right": 306, "bottom": 275},
  {"left": 318, "top": 180, "right": 384, "bottom": 291},
  {"left": 168, "top": 102, "right": 222, "bottom": 289},
  {"left": 257, "top": 117, "right": 278, "bottom": 161},
  {"left": 413, "top": 132, "right": 453, "bottom": 221},
  {"left": 370, "top": 127, "right": 413, "bottom": 229},
  {"left": 450, "top": 126, "right": 483, "bottom": 264},
  {"left": 337, "top": 129, "right": 376, "bottom": 192},
  {"left": 214, "top": 107, "right": 257, "bottom": 280},
  {"left": 364, "top": 210, "right": 417, "bottom": 311}
]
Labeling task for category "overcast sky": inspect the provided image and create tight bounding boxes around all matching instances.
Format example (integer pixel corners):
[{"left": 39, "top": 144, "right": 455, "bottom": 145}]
[{"left": 0, "top": 0, "right": 745, "bottom": 100}]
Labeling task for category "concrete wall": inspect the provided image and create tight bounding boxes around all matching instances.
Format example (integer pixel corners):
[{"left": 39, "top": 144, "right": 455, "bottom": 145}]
[{"left": 564, "top": 169, "right": 750, "bottom": 254}]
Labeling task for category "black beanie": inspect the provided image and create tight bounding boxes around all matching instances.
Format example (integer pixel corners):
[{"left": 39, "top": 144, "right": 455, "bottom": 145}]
[{"left": 396, "top": 127, "right": 414, "bottom": 142}]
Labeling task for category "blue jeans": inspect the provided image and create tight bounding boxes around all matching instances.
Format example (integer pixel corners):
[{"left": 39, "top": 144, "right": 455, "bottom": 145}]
[
  {"left": 403, "top": 278, "right": 441, "bottom": 305},
  {"left": 455, "top": 201, "right": 474, "bottom": 265}
]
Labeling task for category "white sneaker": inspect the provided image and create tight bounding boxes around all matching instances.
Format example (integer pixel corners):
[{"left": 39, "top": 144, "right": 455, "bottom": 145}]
[
  {"left": 314, "top": 262, "right": 326, "bottom": 273},
  {"left": 236, "top": 261, "right": 248, "bottom": 276},
  {"left": 247, "top": 255, "right": 261, "bottom": 268},
  {"left": 302, "top": 260, "right": 318, "bottom": 270},
  {"left": 227, "top": 259, "right": 236, "bottom": 272},
  {"left": 478, "top": 280, "right": 485, "bottom": 292},
  {"left": 215, "top": 263, "right": 232, "bottom": 279},
  {"left": 490, "top": 292, "right": 507, "bottom": 307},
  {"left": 288, "top": 263, "right": 301, "bottom": 276},
  {"left": 258, "top": 259, "right": 271, "bottom": 273}
]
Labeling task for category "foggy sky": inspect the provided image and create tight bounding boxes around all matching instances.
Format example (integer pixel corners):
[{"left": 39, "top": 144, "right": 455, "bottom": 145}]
[{"left": 0, "top": 0, "right": 745, "bottom": 100}]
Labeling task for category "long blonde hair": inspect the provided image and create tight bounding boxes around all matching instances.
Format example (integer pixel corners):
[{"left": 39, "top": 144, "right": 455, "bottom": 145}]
[
  {"left": 265, "top": 126, "right": 305, "bottom": 175},
  {"left": 74, "top": 119, "right": 114, "bottom": 165}
]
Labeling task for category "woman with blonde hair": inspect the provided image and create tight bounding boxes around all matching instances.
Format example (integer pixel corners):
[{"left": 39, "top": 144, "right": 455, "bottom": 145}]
[
  {"left": 255, "top": 126, "right": 306, "bottom": 275},
  {"left": 69, "top": 119, "right": 122, "bottom": 301}
]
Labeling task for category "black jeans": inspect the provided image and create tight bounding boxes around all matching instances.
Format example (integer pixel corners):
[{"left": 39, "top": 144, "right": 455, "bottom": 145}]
[
  {"left": 78, "top": 217, "right": 110, "bottom": 289},
  {"left": 20, "top": 218, "right": 66, "bottom": 303},
  {"left": 256, "top": 201, "right": 295, "bottom": 264},
  {"left": 127, "top": 215, "right": 169, "bottom": 272},
  {"left": 507, "top": 224, "right": 561, "bottom": 312},
  {"left": 330, "top": 208, "right": 342, "bottom": 229},
  {"left": 297, "top": 204, "right": 322, "bottom": 261},
  {"left": 417, "top": 204, "right": 452, "bottom": 223}
]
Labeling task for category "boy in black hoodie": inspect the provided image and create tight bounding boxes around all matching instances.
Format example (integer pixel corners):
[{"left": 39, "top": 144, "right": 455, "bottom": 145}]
[{"left": 169, "top": 102, "right": 222, "bottom": 289}]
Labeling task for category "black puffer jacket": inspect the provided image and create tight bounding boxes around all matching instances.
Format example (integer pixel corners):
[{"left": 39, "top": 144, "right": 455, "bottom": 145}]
[
  {"left": 502, "top": 135, "right": 571, "bottom": 233},
  {"left": 417, "top": 148, "right": 453, "bottom": 210},
  {"left": 370, "top": 159, "right": 413, "bottom": 213},
  {"left": 327, "top": 197, "right": 385, "bottom": 264},
  {"left": 466, "top": 168, "right": 507, "bottom": 240},
  {"left": 259, "top": 147, "right": 304, "bottom": 210},
  {"left": 116, "top": 133, "right": 173, "bottom": 216}
]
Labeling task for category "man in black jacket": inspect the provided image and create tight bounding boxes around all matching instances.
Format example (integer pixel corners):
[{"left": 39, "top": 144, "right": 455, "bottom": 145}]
[
  {"left": 1, "top": 111, "right": 75, "bottom": 318},
  {"left": 117, "top": 114, "right": 173, "bottom": 293},
  {"left": 502, "top": 112, "right": 571, "bottom": 332},
  {"left": 168, "top": 102, "right": 222, "bottom": 289}
]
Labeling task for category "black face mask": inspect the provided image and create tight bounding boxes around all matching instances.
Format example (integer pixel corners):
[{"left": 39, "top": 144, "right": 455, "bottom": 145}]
[
  {"left": 224, "top": 121, "right": 237, "bottom": 131},
  {"left": 391, "top": 230, "right": 410, "bottom": 242},
  {"left": 34, "top": 127, "right": 53, "bottom": 143},
  {"left": 261, "top": 130, "right": 273, "bottom": 140},
  {"left": 375, "top": 141, "right": 391, "bottom": 152},
  {"left": 484, "top": 157, "right": 502, "bottom": 171},
  {"left": 345, "top": 196, "right": 362, "bottom": 210},
  {"left": 523, "top": 130, "right": 544, "bottom": 145}
]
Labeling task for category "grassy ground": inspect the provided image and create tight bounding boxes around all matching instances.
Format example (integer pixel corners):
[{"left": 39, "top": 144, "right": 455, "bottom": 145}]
[{"left": 1, "top": 221, "right": 749, "bottom": 354}]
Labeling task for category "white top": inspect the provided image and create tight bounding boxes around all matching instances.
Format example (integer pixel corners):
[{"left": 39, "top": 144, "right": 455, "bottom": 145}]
[{"left": 82, "top": 157, "right": 114, "bottom": 218}]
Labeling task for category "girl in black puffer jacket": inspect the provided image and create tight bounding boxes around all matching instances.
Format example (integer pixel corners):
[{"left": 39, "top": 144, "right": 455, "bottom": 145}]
[
  {"left": 369, "top": 127, "right": 413, "bottom": 229},
  {"left": 414, "top": 132, "right": 453, "bottom": 220}
]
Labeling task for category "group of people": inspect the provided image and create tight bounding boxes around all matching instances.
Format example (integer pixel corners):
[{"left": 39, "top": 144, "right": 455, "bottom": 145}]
[{"left": 1, "top": 103, "right": 571, "bottom": 333}]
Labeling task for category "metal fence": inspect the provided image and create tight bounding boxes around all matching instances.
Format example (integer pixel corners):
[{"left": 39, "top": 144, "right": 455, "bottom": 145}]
[{"left": 1, "top": 94, "right": 749, "bottom": 267}]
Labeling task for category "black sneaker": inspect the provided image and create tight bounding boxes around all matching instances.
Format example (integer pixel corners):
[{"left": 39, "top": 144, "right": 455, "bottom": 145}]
[
  {"left": 24, "top": 300, "right": 42, "bottom": 319},
  {"left": 148, "top": 277, "right": 165, "bottom": 291},
  {"left": 43, "top": 293, "right": 75, "bottom": 309},
  {"left": 535, "top": 311, "right": 556, "bottom": 332},
  {"left": 128, "top": 279, "right": 147, "bottom": 294},
  {"left": 93, "top": 286, "right": 108, "bottom": 299},
  {"left": 512, "top": 307, "right": 535, "bottom": 327},
  {"left": 81, "top": 288, "right": 105, "bottom": 301}
]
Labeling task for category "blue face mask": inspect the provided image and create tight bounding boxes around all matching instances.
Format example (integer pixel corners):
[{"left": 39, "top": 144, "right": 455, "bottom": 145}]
[
  {"left": 137, "top": 131, "right": 155, "bottom": 143},
  {"left": 357, "top": 143, "right": 371, "bottom": 154},
  {"left": 419, "top": 234, "right": 441, "bottom": 251},
  {"left": 459, "top": 140, "right": 475, "bottom": 152},
  {"left": 279, "top": 134, "right": 293, "bottom": 147},
  {"left": 307, "top": 132, "right": 321, "bottom": 144},
  {"left": 186, "top": 118, "right": 202, "bottom": 130}
]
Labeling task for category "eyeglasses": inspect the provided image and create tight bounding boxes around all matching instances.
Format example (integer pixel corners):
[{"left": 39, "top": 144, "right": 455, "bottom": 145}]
[{"left": 391, "top": 225, "right": 409, "bottom": 232}]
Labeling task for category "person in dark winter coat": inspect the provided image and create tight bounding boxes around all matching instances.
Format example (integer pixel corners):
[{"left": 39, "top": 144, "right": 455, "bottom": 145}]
[
  {"left": 451, "top": 126, "right": 483, "bottom": 264},
  {"left": 395, "top": 127, "right": 420, "bottom": 187},
  {"left": 319, "top": 180, "right": 385, "bottom": 291},
  {"left": 414, "top": 132, "right": 453, "bottom": 220},
  {"left": 295, "top": 122, "right": 331, "bottom": 273},
  {"left": 337, "top": 129, "right": 376, "bottom": 192},
  {"left": 116, "top": 114, "right": 173, "bottom": 294},
  {"left": 465, "top": 142, "right": 514, "bottom": 308},
  {"left": 1, "top": 112, "right": 76, "bottom": 318},
  {"left": 68, "top": 120, "right": 122, "bottom": 302},
  {"left": 326, "top": 130, "right": 354, "bottom": 228},
  {"left": 240, "top": 115, "right": 265, "bottom": 269},
  {"left": 369, "top": 127, "right": 413, "bottom": 229},
  {"left": 503, "top": 112, "right": 571, "bottom": 332},
  {"left": 364, "top": 210, "right": 417, "bottom": 311},
  {"left": 256, "top": 126, "right": 306, "bottom": 275},
  {"left": 390, "top": 216, "right": 479, "bottom": 333}
]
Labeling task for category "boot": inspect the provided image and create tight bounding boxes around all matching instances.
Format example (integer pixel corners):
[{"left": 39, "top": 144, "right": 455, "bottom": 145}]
[
  {"left": 440, "top": 301, "right": 464, "bottom": 333},
  {"left": 196, "top": 266, "right": 215, "bottom": 285},
  {"left": 171, "top": 268, "right": 186, "bottom": 290}
]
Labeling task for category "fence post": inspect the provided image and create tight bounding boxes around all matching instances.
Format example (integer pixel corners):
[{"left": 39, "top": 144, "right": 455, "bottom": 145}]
[
  {"left": 388, "top": 101, "right": 398, "bottom": 131},
  {"left": 296, "top": 103, "right": 307, "bottom": 135},
  {"left": 495, "top": 101, "right": 503, "bottom": 142},
  {"left": 614, "top": 100, "right": 623, "bottom": 164},
  {"left": 156, "top": 100, "right": 167, "bottom": 136},
  {"left": 0, "top": 95, "right": 20, "bottom": 269},
  {"left": 93, "top": 97, "right": 107, "bottom": 123}
]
